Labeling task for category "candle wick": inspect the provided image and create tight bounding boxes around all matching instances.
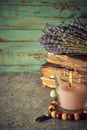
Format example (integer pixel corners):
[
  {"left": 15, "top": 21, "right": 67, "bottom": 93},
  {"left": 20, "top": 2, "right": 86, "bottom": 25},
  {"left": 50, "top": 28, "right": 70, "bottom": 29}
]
[{"left": 68, "top": 82, "right": 71, "bottom": 87}]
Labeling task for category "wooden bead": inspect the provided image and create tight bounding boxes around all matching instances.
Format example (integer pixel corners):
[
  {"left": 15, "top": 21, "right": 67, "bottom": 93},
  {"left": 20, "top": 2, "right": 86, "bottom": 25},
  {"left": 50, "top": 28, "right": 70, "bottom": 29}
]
[
  {"left": 48, "top": 104, "right": 55, "bottom": 110},
  {"left": 80, "top": 112, "right": 86, "bottom": 120},
  {"left": 51, "top": 111, "right": 56, "bottom": 118},
  {"left": 74, "top": 113, "right": 80, "bottom": 121},
  {"left": 68, "top": 114, "right": 74, "bottom": 121},
  {"left": 47, "top": 99, "right": 87, "bottom": 121},
  {"left": 56, "top": 112, "right": 62, "bottom": 119},
  {"left": 51, "top": 99, "right": 58, "bottom": 106},
  {"left": 83, "top": 110, "right": 87, "bottom": 114},
  {"left": 62, "top": 113, "right": 68, "bottom": 120}
]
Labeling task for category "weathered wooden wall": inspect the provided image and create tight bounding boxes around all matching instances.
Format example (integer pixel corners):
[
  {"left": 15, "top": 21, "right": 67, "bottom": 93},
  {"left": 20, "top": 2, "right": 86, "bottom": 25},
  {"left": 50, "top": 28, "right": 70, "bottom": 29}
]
[{"left": 0, "top": 0, "right": 87, "bottom": 72}]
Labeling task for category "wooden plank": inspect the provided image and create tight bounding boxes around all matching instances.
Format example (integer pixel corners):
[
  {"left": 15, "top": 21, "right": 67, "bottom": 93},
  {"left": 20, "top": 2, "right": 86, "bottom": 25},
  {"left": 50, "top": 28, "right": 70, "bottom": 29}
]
[
  {"left": 0, "top": 0, "right": 87, "bottom": 6},
  {"left": 0, "top": 17, "right": 81, "bottom": 30},
  {"left": 0, "top": 65, "right": 41, "bottom": 72},
  {"left": 0, "top": 52, "right": 47, "bottom": 65},
  {"left": 0, "top": 4, "right": 86, "bottom": 18},
  {"left": 0, "top": 4, "right": 87, "bottom": 29},
  {"left": 0, "top": 30, "right": 41, "bottom": 41},
  {"left": 0, "top": 42, "right": 46, "bottom": 53},
  {"left": 0, "top": 17, "right": 87, "bottom": 30}
]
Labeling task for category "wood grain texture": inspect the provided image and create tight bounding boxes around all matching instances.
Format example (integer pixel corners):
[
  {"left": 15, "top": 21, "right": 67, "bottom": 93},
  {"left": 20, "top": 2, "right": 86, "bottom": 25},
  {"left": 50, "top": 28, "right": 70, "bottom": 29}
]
[
  {"left": 0, "top": 53, "right": 46, "bottom": 65},
  {"left": 0, "top": 42, "right": 46, "bottom": 53},
  {"left": 0, "top": 0, "right": 87, "bottom": 72},
  {"left": 0, "top": 0, "right": 87, "bottom": 5},
  {"left": 0, "top": 3, "right": 87, "bottom": 30},
  {"left": 0, "top": 30, "right": 41, "bottom": 41}
]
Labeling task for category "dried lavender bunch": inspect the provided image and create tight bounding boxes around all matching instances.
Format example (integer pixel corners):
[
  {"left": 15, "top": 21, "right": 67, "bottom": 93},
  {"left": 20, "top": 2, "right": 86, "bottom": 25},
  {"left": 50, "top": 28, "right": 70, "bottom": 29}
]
[{"left": 40, "top": 18, "right": 87, "bottom": 54}]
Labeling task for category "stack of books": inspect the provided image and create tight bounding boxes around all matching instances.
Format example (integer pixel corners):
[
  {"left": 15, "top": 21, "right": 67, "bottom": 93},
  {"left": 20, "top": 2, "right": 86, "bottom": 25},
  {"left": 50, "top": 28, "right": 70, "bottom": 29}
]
[{"left": 40, "top": 53, "right": 87, "bottom": 88}]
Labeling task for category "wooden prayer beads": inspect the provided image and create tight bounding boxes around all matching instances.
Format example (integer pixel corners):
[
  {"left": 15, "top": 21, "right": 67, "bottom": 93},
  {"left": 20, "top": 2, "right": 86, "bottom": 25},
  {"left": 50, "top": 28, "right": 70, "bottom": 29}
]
[{"left": 48, "top": 99, "right": 87, "bottom": 121}]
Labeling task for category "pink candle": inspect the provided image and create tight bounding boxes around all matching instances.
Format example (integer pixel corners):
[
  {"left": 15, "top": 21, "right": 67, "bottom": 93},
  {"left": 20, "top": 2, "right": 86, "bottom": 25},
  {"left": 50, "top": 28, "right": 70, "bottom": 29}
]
[{"left": 57, "top": 82, "right": 87, "bottom": 110}]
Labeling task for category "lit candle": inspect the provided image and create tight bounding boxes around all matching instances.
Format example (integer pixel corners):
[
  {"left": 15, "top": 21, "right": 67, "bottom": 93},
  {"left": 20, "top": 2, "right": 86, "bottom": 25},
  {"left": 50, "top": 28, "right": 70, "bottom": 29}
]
[{"left": 57, "top": 71, "right": 87, "bottom": 110}]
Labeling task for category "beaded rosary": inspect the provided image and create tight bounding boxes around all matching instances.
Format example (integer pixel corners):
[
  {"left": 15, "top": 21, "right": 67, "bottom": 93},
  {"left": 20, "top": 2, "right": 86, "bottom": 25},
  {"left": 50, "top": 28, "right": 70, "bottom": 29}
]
[
  {"left": 36, "top": 98, "right": 87, "bottom": 122},
  {"left": 48, "top": 98, "right": 87, "bottom": 121}
]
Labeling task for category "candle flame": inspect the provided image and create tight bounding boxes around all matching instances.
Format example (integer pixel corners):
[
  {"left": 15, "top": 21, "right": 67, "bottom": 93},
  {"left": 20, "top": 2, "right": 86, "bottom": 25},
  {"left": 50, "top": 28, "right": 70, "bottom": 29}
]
[{"left": 69, "top": 71, "right": 72, "bottom": 84}]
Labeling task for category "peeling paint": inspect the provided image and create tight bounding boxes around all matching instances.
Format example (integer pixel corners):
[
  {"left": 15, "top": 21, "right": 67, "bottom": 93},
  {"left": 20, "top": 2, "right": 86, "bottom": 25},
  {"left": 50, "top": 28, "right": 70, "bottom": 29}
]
[
  {"left": 0, "top": 49, "right": 4, "bottom": 52},
  {"left": 41, "top": 1, "right": 50, "bottom": 4},
  {"left": 0, "top": 0, "right": 87, "bottom": 72},
  {"left": 69, "top": 13, "right": 76, "bottom": 18},
  {"left": 15, "top": 21, "right": 42, "bottom": 25},
  {"left": 0, "top": 38, "right": 8, "bottom": 42},
  {"left": 34, "top": 11, "right": 41, "bottom": 14},
  {"left": 21, "top": 0, "right": 25, "bottom": 3},
  {"left": 5, "top": 0, "right": 8, "bottom": 3},
  {"left": 6, "top": 58, "right": 11, "bottom": 63},
  {"left": 52, "top": 2, "right": 81, "bottom": 13},
  {"left": 0, "top": 59, "right": 2, "bottom": 63}
]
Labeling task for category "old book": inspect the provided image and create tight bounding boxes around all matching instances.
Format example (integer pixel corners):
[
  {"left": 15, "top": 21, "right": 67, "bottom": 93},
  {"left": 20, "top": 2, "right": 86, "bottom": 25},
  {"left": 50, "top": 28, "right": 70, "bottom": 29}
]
[
  {"left": 47, "top": 53, "right": 87, "bottom": 71},
  {"left": 40, "top": 53, "right": 87, "bottom": 88},
  {"left": 41, "top": 76, "right": 56, "bottom": 88},
  {"left": 41, "top": 63, "right": 67, "bottom": 88}
]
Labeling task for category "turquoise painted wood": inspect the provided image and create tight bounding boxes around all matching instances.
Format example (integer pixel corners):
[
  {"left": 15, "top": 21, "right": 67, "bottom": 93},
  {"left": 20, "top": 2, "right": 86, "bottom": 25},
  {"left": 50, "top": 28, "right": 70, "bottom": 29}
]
[
  {"left": 0, "top": 0, "right": 87, "bottom": 72},
  {"left": 0, "top": 30, "right": 41, "bottom": 41},
  {"left": 0, "top": 42, "right": 46, "bottom": 53}
]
